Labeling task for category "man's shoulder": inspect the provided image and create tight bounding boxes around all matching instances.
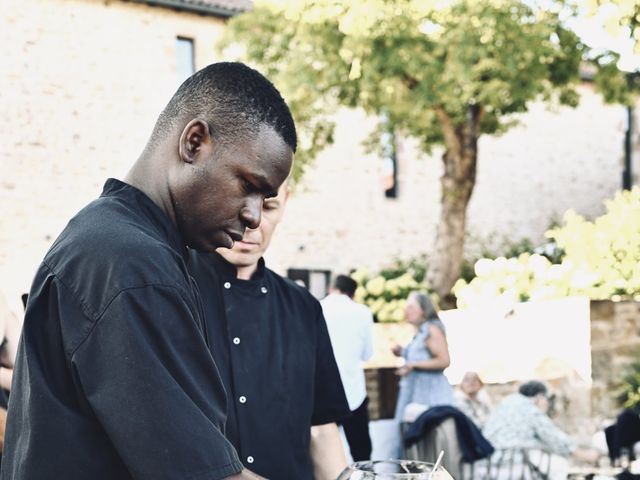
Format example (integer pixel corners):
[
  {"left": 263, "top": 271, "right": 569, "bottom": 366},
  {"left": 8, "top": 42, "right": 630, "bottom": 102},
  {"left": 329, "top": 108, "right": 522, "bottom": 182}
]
[
  {"left": 186, "top": 250, "right": 221, "bottom": 278},
  {"left": 44, "top": 198, "right": 189, "bottom": 312},
  {"left": 322, "top": 294, "right": 372, "bottom": 318},
  {"left": 53, "top": 203, "right": 179, "bottom": 264},
  {"left": 347, "top": 300, "right": 374, "bottom": 323},
  {"left": 265, "top": 268, "right": 321, "bottom": 308}
]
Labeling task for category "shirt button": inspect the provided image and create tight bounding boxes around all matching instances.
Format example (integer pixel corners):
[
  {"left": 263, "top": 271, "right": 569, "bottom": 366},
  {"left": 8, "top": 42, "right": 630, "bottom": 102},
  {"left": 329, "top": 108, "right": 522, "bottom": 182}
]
[
  {"left": 224, "top": 282, "right": 231, "bottom": 289},
  {"left": 260, "top": 286, "right": 268, "bottom": 294},
  {"left": 239, "top": 395, "right": 247, "bottom": 404},
  {"left": 247, "top": 456, "right": 254, "bottom": 464},
  {"left": 233, "top": 337, "right": 241, "bottom": 345}
]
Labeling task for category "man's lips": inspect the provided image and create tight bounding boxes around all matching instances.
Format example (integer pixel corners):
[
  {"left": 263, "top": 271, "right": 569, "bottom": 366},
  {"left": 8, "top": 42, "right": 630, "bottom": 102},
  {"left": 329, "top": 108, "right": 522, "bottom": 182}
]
[
  {"left": 225, "top": 230, "right": 244, "bottom": 243},
  {"left": 236, "top": 239, "right": 259, "bottom": 246}
]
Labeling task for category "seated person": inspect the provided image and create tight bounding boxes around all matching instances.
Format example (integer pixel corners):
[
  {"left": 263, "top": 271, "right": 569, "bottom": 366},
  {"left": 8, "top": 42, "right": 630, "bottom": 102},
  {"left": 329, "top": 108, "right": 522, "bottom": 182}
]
[
  {"left": 483, "top": 380, "right": 599, "bottom": 479},
  {"left": 455, "top": 371, "right": 493, "bottom": 428},
  {"left": 604, "top": 407, "right": 640, "bottom": 465}
]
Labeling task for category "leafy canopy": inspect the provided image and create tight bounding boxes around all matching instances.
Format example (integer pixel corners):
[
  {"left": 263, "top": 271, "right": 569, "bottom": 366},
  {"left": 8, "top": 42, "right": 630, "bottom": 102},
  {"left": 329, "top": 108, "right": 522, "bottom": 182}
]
[
  {"left": 453, "top": 187, "right": 640, "bottom": 308},
  {"left": 585, "top": 0, "right": 640, "bottom": 51},
  {"left": 220, "top": 0, "right": 585, "bottom": 172}
]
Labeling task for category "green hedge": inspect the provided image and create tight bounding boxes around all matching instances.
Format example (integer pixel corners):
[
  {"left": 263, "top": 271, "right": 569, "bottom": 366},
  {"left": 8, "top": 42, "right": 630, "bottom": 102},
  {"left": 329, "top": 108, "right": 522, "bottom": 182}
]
[{"left": 454, "top": 187, "right": 640, "bottom": 308}]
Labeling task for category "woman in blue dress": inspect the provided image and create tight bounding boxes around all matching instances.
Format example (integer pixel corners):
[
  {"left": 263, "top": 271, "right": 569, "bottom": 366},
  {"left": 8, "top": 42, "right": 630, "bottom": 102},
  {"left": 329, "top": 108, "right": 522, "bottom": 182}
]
[
  {"left": 393, "top": 291, "right": 454, "bottom": 421},
  {"left": 393, "top": 292, "right": 462, "bottom": 468},
  {"left": 389, "top": 292, "right": 455, "bottom": 460}
]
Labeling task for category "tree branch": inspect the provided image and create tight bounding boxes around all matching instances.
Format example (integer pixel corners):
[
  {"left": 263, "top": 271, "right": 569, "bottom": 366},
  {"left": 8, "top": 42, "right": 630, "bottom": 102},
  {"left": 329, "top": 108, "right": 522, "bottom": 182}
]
[
  {"left": 435, "top": 106, "right": 461, "bottom": 160},
  {"left": 402, "top": 73, "right": 419, "bottom": 90}
]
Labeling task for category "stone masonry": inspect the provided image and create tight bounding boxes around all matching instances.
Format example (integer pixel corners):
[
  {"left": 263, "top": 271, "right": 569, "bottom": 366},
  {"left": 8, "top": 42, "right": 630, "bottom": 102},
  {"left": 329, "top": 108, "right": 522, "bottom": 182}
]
[
  {"left": 0, "top": 0, "right": 635, "bottom": 315},
  {"left": 0, "top": 0, "right": 228, "bottom": 313},
  {"left": 590, "top": 300, "right": 640, "bottom": 423}
]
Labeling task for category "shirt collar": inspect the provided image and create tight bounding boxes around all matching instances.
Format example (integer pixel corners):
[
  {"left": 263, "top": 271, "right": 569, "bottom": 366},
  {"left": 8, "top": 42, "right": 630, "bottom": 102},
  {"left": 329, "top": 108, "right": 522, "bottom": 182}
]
[
  {"left": 211, "top": 252, "right": 267, "bottom": 283},
  {"left": 101, "top": 178, "right": 187, "bottom": 259}
]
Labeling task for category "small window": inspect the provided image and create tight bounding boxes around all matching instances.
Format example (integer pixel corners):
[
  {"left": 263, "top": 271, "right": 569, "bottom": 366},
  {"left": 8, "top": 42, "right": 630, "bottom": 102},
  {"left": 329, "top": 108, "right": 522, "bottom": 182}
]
[
  {"left": 287, "top": 268, "right": 332, "bottom": 299},
  {"left": 176, "top": 37, "right": 195, "bottom": 83}
]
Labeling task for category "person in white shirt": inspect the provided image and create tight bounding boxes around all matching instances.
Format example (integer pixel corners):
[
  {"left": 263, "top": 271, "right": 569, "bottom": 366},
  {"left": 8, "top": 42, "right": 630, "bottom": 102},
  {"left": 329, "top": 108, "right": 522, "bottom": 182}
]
[{"left": 321, "top": 275, "right": 375, "bottom": 461}]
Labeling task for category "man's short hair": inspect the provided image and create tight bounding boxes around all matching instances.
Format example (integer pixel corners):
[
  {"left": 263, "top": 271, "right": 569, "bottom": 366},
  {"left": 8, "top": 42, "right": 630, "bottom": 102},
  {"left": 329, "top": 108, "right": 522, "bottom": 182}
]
[
  {"left": 519, "top": 380, "right": 548, "bottom": 398},
  {"left": 153, "top": 62, "right": 297, "bottom": 151},
  {"left": 333, "top": 275, "right": 358, "bottom": 298}
]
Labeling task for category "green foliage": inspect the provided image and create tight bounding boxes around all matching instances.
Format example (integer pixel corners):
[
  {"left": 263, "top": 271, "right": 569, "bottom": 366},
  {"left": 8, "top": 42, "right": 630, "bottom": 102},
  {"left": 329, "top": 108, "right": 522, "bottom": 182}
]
[
  {"left": 378, "top": 253, "right": 428, "bottom": 284},
  {"left": 583, "top": 1, "right": 640, "bottom": 106},
  {"left": 593, "top": 52, "right": 640, "bottom": 106},
  {"left": 586, "top": 0, "right": 640, "bottom": 53},
  {"left": 351, "top": 254, "right": 431, "bottom": 322},
  {"left": 454, "top": 187, "right": 640, "bottom": 307},
  {"left": 453, "top": 252, "right": 575, "bottom": 307},
  {"left": 617, "top": 360, "right": 640, "bottom": 410},
  {"left": 460, "top": 237, "right": 560, "bottom": 283},
  {"left": 219, "top": 0, "right": 586, "bottom": 172},
  {"left": 549, "top": 187, "right": 640, "bottom": 298}
]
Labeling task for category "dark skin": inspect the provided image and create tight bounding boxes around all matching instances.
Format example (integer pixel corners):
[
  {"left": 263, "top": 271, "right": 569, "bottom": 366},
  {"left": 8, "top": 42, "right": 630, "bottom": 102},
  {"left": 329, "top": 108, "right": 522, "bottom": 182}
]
[
  {"left": 126, "top": 119, "right": 292, "bottom": 253},
  {"left": 125, "top": 118, "right": 292, "bottom": 480}
]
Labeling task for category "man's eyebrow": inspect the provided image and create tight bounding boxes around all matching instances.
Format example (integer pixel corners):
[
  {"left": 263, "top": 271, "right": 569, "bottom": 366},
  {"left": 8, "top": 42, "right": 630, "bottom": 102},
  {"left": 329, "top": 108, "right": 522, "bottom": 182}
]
[{"left": 248, "top": 173, "right": 278, "bottom": 197}]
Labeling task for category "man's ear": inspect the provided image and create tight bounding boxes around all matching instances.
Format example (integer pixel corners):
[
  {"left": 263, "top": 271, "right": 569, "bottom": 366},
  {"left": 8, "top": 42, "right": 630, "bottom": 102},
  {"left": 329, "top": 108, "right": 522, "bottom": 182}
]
[{"left": 178, "top": 119, "right": 210, "bottom": 164}]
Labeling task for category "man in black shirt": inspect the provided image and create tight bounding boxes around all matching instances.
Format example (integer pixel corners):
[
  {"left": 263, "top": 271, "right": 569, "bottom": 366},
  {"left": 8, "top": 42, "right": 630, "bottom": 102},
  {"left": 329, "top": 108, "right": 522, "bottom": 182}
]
[
  {"left": 2, "top": 63, "right": 294, "bottom": 480},
  {"left": 188, "top": 182, "right": 351, "bottom": 480}
]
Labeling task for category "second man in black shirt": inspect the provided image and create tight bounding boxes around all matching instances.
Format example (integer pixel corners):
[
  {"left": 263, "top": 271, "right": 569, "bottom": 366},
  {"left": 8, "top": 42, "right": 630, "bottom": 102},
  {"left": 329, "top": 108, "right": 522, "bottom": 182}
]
[{"left": 188, "top": 181, "right": 351, "bottom": 480}]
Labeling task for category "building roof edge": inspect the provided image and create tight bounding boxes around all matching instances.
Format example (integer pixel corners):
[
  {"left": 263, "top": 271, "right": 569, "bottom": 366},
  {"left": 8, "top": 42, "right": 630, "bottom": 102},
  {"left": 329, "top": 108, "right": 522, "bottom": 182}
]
[{"left": 128, "top": 0, "right": 249, "bottom": 18}]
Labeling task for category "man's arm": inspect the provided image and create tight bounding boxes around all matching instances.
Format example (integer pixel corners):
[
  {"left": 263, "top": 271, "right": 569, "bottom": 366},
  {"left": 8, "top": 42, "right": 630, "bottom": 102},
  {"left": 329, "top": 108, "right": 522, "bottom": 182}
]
[
  {"left": 310, "top": 423, "right": 348, "bottom": 480},
  {"left": 361, "top": 310, "right": 374, "bottom": 362},
  {"left": 73, "top": 285, "right": 244, "bottom": 479},
  {"left": 226, "top": 470, "right": 267, "bottom": 479},
  {"left": 531, "top": 409, "right": 575, "bottom": 457}
]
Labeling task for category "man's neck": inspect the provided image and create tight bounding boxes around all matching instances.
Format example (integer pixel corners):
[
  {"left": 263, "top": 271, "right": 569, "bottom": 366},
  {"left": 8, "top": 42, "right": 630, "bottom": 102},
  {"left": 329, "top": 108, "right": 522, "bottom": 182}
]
[
  {"left": 331, "top": 291, "right": 350, "bottom": 298},
  {"left": 236, "top": 263, "right": 259, "bottom": 280},
  {"left": 125, "top": 152, "right": 175, "bottom": 226}
]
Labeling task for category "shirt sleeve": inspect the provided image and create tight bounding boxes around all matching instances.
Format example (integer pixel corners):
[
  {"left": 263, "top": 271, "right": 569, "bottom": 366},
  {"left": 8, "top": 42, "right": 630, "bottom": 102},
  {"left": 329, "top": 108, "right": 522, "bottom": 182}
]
[
  {"left": 312, "top": 307, "right": 351, "bottom": 425},
  {"left": 71, "top": 285, "right": 244, "bottom": 480},
  {"left": 361, "top": 310, "right": 374, "bottom": 362},
  {"left": 531, "top": 409, "right": 576, "bottom": 456}
]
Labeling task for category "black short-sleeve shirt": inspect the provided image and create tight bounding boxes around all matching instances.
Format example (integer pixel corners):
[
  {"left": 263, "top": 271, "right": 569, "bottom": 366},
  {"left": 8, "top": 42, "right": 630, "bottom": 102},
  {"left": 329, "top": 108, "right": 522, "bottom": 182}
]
[
  {"left": 187, "top": 252, "right": 350, "bottom": 480},
  {"left": 1, "top": 179, "right": 243, "bottom": 480}
]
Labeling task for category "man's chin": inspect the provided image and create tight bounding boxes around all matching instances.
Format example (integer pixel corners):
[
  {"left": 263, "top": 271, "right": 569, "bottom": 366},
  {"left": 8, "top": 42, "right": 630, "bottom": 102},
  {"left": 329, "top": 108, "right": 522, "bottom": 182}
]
[{"left": 216, "top": 250, "right": 258, "bottom": 268}]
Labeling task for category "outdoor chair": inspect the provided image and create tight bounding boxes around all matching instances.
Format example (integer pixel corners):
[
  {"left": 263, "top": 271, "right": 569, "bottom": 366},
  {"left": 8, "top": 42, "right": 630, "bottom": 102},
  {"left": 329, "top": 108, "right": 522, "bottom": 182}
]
[
  {"left": 467, "top": 447, "right": 551, "bottom": 480},
  {"left": 401, "top": 418, "right": 464, "bottom": 480}
]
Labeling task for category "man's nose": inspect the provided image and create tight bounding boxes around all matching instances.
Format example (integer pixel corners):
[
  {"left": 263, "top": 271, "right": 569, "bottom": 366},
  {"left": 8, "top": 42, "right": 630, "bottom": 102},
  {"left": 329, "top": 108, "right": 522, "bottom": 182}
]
[{"left": 240, "top": 198, "right": 262, "bottom": 230}]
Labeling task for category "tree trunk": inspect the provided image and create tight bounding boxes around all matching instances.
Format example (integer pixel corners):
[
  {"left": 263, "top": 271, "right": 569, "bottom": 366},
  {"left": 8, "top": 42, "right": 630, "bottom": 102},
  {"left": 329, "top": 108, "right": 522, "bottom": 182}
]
[{"left": 427, "top": 105, "right": 481, "bottom": 309}]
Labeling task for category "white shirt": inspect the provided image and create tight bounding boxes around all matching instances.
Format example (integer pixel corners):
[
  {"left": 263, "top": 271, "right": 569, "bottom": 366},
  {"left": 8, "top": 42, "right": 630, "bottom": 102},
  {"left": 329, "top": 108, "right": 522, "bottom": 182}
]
[{"left": 320, "top": 293, "right": 374, "bottom": 411}]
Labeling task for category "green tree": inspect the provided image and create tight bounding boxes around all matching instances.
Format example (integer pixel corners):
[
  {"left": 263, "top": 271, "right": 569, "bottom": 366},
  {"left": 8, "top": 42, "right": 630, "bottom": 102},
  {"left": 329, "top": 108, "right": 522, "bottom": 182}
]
[
  {"left": 220, "top": 0, "right": 587, "bottom": 304},
  {"left": 583, "top": 0, "right": 640, "bottom": 105},
  {"left": 586, "top": 0, "right": 640, "bottom": 51},
  {"left": 453, "top": 187, "right": 640, "bottom": 307}
]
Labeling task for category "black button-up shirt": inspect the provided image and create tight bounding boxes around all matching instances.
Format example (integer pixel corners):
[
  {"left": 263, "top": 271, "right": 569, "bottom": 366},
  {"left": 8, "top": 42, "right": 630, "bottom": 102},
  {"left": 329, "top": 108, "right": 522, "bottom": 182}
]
[
  {"left": 188, "top": 252, "right": 350, "bottom": 480},
  {"left": 2, "top": 179, "right": 242, "bottom": 480}
]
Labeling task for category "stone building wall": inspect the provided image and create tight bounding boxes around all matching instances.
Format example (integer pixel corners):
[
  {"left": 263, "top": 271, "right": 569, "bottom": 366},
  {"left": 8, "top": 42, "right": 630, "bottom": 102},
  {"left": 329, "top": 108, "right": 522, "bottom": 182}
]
[
  {"left": 267, "top": 89, "right": 628, "bottom": 282},
  {"left": 0, "top": 0, "right": 228, "bottom": 313},
  {"left": 590, "top": 300, "right": 640, "bottom": 424},
  {"left": 0, "top": 0, "right": 633, "bottom": 317}
]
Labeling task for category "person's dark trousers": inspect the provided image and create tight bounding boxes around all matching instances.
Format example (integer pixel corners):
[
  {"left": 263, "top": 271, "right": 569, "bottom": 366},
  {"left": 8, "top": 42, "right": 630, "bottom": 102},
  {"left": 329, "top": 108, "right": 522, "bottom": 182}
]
[
  {"left": 606, "top": 409, "right": 640, "bottom": 463},
  {"left": 341, "top": 397, "right": 372, "bottom": 461}
]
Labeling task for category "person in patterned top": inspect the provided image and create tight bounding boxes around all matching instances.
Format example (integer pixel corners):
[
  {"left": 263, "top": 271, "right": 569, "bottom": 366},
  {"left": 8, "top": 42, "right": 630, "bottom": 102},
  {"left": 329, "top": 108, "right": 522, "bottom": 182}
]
[{"left": 483, "top": 380, "right": 599, "bottom": 478}]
